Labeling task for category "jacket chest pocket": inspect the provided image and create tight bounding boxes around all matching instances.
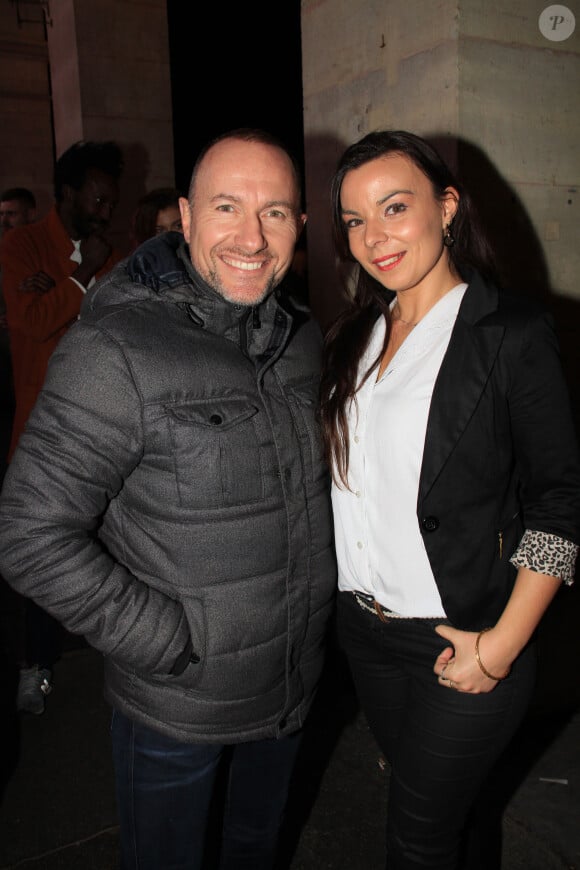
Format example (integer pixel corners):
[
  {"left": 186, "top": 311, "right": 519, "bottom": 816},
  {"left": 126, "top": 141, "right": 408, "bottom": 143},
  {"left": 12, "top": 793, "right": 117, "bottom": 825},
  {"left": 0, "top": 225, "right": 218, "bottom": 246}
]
[{"left": 167, "top": 399, "right": 264, "bottom": 508}]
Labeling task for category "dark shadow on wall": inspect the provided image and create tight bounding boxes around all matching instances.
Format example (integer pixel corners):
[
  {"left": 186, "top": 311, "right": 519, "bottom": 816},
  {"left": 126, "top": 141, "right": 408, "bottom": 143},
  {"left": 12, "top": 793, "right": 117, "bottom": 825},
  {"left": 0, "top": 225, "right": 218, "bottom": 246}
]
[
  {"left": 429, "top": 134, "right": 580, "bottom": 434},
  {"left": 302, "top": 132, "right": 351, "bottom": 331},
  {"left": 111, "top": 141, "right": 152, "bottom": 257},
  {"left": 429, "top": 135, "right": 552, "bottom": 302}
]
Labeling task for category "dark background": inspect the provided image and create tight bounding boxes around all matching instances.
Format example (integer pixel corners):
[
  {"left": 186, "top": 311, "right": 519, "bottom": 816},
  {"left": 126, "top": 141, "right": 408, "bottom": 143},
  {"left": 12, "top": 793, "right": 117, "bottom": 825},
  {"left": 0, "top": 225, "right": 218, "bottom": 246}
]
[{"left": 166, "top": 0, "right": 305, "bottom": 196}]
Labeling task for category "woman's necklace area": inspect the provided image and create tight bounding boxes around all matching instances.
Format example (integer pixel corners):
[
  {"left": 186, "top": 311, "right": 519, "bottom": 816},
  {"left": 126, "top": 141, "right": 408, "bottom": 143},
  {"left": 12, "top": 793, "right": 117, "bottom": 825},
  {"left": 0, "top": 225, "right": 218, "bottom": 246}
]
[{"left": 392, "top": 303, "right": 418, "bottom": 327}]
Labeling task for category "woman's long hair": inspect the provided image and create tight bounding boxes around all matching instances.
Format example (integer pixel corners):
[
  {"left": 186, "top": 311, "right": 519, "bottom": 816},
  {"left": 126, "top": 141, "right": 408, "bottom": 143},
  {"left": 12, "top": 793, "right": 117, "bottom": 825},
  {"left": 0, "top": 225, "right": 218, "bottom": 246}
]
[{"left": 320, "top": 130, "right": 496, "bottom": 487}]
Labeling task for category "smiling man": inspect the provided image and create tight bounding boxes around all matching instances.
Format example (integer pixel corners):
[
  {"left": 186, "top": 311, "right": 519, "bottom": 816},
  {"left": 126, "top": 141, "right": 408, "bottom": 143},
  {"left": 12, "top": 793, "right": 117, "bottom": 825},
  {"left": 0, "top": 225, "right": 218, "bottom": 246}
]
[
  {"left": 0, "top": 128, "right": 336, "bottom": 870},
  {"left": 179, "top": 134, "right": 305, "bottom": 306}
]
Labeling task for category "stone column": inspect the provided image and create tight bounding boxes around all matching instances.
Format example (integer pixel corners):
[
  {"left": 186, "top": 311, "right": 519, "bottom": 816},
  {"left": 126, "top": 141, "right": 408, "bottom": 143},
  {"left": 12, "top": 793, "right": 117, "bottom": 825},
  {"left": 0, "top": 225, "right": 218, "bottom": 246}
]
[
  {"left": 46, "top": 0, "right": 176, "bottom": 252},
  {"left": 301, "top": 0, "right": 580, "bottom": 329}
]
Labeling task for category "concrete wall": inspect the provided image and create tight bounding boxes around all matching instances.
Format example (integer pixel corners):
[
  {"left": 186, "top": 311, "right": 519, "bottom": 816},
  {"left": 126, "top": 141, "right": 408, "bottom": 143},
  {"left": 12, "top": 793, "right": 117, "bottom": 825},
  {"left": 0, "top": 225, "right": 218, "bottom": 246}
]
[
  {"left": 0, "top": 2, "right": 54, "bottom": 216},
  {"left": 458, "top": 0, "right": 579, "bottom": 298},
  {"left": 1, "top": 2, "right": 578, "bottom": 310},
  {"left": 1, "top": 0, "right": 175, "bottom": 254},
  {"left": 301, "top": 0, "right": 580, "bottom": 329}
]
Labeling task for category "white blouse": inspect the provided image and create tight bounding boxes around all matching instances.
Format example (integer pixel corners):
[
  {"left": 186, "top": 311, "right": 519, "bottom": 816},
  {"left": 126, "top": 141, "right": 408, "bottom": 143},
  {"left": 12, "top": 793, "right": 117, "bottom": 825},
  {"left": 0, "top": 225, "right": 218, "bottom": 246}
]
[{"left": 332, "top": 283, "right": 467, "bottom": 617}]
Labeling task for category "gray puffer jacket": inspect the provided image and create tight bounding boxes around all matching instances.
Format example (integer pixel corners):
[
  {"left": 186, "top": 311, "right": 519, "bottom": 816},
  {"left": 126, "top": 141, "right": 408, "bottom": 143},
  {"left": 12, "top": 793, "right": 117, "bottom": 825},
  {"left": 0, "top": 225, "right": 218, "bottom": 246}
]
[{"left": 0, "top": 233, "right": 337, "bottom": 742}]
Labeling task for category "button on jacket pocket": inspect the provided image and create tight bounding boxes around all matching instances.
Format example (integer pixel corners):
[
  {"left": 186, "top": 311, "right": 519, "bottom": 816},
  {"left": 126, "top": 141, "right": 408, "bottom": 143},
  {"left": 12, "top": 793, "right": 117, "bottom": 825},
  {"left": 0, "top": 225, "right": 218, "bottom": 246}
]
[{"left": 167, "top": 399, "right": 264, "bottom": 508}]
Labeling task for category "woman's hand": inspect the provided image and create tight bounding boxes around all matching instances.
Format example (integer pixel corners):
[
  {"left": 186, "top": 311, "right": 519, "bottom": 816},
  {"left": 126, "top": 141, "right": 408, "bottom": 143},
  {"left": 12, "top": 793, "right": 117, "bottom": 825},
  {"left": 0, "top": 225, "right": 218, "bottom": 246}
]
[
  {"left": 434, "top": 568, "right": 562, "bottom": 693},
  {"left": 433, "top": 624, "right": 510, "bottom": 694}
]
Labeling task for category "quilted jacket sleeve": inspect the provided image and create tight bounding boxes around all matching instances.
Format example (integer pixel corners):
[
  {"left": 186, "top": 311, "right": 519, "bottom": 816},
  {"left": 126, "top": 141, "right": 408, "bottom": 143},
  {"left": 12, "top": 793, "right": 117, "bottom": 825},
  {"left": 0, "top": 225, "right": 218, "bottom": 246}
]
[{"left": 0, "top": 319, "right": 190, "bottom": 675}]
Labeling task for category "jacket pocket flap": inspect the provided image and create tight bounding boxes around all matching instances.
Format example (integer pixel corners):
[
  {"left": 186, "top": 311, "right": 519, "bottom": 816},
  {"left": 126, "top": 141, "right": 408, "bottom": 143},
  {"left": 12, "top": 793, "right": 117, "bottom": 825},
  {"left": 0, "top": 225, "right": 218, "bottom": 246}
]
[{"left": 167, "top": 400, "right": 259, "bottom": 431}]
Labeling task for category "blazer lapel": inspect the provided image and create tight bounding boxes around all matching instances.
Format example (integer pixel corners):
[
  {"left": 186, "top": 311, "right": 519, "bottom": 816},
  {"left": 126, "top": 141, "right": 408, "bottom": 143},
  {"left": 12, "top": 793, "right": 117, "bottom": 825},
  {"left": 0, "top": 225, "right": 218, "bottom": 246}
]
[{"left": 418, "top": 273, "right": 504, "bottom": 501}]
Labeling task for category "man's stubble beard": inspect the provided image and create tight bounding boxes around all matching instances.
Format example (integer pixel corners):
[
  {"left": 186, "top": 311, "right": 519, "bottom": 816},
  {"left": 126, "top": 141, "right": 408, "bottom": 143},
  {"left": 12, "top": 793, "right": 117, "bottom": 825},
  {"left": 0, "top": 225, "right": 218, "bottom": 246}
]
[{"left": 203, "top": 264, "right": 279, "bottom": 308}]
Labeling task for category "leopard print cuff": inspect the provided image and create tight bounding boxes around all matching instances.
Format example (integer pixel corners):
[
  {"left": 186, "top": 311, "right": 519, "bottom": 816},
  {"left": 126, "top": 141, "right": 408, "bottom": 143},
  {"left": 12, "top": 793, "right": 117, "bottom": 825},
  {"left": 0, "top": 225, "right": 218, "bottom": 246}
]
[{"left": 509, "top": 529, "right": 578, "bottom": 585}]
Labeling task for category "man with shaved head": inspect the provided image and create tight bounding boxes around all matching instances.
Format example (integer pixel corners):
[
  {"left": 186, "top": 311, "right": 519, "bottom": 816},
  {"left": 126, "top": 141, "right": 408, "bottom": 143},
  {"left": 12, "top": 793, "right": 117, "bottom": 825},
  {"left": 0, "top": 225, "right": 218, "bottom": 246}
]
[{"left": 0, "top": 129, "right": 336, "bottom": 869}]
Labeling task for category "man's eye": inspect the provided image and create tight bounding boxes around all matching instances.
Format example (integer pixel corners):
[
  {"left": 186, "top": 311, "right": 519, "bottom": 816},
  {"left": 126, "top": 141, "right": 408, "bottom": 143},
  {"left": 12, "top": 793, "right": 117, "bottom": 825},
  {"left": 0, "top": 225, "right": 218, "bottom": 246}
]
[{"left": 216, "top": 204, "right": 234, "bottom": 213}]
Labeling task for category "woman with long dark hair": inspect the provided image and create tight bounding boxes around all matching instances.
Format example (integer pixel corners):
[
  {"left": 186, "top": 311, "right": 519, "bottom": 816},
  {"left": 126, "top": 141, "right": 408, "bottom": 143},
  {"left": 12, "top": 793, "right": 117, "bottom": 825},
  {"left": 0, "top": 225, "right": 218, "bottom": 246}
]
[{"left": 320, "top": 130, "right": 580, "bottom": 868}]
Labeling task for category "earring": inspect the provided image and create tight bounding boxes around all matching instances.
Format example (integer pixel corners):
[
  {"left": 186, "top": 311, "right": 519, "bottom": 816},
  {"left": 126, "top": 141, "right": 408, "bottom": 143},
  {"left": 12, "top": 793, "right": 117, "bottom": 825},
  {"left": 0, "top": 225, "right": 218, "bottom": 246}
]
[{"left": 443, "top": 223, "right": 455, "bottom": 247}]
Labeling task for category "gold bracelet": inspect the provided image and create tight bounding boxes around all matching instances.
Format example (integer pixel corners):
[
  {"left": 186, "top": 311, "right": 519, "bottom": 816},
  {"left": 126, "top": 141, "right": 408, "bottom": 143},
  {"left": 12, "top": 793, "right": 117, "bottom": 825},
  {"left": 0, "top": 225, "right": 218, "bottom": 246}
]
[{"left": 474, "top": 628, "right": 511, "bottom": 681}]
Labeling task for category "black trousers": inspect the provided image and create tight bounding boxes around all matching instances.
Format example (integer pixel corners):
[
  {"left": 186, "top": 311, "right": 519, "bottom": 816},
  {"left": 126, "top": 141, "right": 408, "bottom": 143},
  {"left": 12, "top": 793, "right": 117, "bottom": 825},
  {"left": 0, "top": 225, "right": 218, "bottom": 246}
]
[{"left": 337, "top": 591, "right": 536, "bottom": 870}]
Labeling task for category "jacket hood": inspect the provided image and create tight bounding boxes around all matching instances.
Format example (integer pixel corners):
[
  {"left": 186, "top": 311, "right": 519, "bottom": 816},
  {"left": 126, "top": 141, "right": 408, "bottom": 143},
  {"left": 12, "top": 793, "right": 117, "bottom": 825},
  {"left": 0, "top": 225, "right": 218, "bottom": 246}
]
[{"left": 83, "top": 232, "right": 197, "bottom": 312}]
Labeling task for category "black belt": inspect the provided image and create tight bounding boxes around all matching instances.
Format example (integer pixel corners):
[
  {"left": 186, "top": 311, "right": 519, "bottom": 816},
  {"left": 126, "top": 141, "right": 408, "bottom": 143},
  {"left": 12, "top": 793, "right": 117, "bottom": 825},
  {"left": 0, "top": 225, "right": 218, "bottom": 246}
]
[
  {"left": 352, "top": 591, "right": 412, "bottom": 622},
  {"left": 351, "top": 591, "right": 441, "bottom": 623}
]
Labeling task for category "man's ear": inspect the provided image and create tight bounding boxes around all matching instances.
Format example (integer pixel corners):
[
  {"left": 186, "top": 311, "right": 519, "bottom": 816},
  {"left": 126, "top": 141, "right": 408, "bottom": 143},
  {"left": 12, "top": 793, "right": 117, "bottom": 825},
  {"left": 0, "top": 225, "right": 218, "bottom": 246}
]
[{"left": 178, "top": 197, "right": 191, "bottom": 238}]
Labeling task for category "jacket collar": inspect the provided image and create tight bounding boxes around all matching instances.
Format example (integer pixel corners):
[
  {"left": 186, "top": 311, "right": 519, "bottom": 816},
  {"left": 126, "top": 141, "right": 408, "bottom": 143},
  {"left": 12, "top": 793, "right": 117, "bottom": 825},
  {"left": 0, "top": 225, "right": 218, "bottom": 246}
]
[
  {"left": 418, "top": 269, "right": 505, "bottom": 501},
  {"left": 456, "top": 267, "right": 499, "bottom": 325},
  {"left": 125, "top": 231, "right": 295, "bottom": 356}
]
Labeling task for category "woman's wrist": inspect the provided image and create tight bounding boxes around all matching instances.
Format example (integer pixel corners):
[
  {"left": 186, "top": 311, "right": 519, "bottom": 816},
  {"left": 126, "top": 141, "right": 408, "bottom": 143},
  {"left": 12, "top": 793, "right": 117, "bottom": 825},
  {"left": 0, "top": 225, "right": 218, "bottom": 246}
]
[{"left": 474, "top": 628, "right": 511, "bottom": 681}]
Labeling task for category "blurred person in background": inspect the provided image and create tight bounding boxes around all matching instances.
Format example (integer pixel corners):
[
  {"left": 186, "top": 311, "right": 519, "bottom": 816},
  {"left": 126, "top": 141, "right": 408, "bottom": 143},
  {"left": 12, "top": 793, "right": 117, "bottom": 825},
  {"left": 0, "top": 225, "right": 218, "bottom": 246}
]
[
  {"left": 0, "top": 187, "right": 37, "bottom": 420},
  {"left": 0, "top": 140, "right": 124, "bottom": 715},
  {"left": 0, "top": 187, "right": 37, "bottom": 235},
  {"left": 130, "top": 186, "right": 183, "bottom": 248}
]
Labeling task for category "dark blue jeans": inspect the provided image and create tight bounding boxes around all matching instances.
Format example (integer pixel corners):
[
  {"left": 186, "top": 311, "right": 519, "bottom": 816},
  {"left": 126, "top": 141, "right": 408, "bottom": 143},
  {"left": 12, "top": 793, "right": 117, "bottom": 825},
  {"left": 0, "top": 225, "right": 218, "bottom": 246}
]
[
  {"left": 337, "top": 591, "right": 536, "bottom": 870},
  {"left": 111, "top": 708, "right": 302, "bottom": 870}
]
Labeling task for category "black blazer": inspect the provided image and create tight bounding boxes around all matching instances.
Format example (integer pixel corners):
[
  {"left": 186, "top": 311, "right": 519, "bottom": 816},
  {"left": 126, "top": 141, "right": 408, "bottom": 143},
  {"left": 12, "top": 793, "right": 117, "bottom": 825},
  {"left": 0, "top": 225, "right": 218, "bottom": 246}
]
[{"left": 417, "top": 270, "right": 580, "bottom": 628}]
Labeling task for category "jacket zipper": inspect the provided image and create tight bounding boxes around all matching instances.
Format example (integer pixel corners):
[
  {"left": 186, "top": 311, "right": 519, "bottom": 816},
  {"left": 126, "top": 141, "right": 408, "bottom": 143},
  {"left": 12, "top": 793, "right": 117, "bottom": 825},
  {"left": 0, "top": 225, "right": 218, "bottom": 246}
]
[{"left": 238, "top": 308, "right": 251, "bottom": 357}]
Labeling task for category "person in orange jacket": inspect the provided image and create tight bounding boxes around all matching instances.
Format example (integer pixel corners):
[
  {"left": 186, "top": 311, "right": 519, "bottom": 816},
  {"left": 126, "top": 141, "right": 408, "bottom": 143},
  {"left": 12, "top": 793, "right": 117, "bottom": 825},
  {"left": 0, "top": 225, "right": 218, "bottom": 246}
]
[
  {"left": 0, "top": 187, "right": 37, "bottom": 426},
  {"left": 1, "top": 140, "right": 124, "bottom": 715}
]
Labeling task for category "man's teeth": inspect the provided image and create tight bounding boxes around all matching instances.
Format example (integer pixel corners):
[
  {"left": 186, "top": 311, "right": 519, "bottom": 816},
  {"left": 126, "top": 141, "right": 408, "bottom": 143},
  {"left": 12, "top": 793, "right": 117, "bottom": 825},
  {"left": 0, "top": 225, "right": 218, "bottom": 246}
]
[{"left": 225, "top": 258, "right": 263, "bottom": 271}]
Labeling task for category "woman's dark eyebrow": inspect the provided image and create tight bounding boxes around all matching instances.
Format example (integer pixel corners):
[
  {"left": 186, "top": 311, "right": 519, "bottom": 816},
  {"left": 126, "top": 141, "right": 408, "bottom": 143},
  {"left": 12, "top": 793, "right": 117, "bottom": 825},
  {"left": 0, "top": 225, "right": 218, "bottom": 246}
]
[
  {"left": 341, "top": 188, "right": 414, "bottom": 216},
  {"left": 377, "top": 188, "right": 413, "bottom": 205}
]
